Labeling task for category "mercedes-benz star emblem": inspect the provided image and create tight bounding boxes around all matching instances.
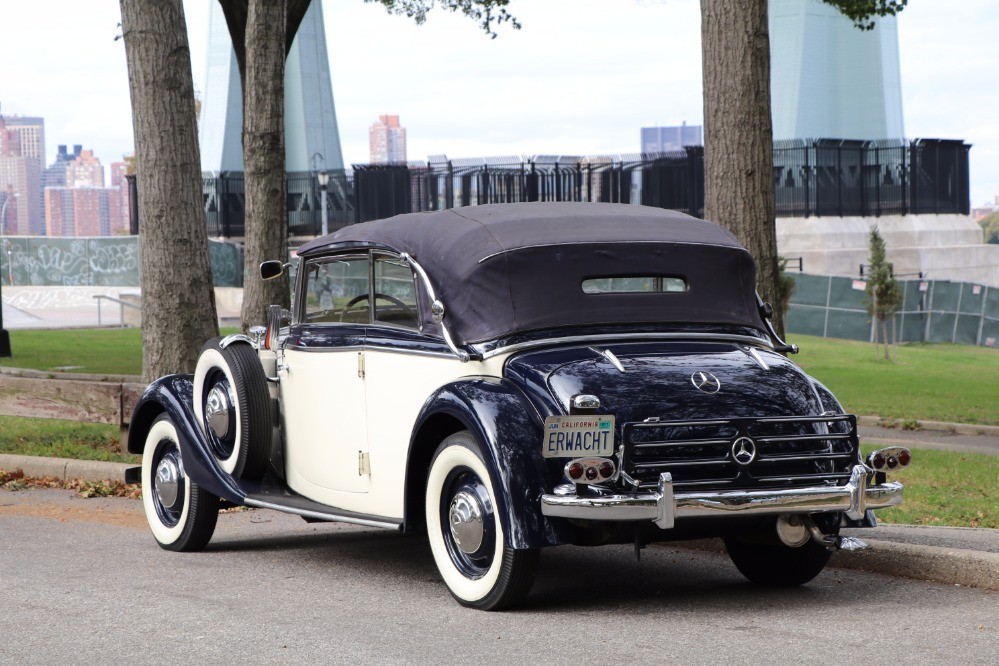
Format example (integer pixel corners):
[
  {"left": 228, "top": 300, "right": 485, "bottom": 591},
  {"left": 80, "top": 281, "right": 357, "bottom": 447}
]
[
  {"left": 690, "top": 371, "right": 721, "bottom": 394},
  {"left": 731, "top": 437, "right": 757, "bottom": 466}
]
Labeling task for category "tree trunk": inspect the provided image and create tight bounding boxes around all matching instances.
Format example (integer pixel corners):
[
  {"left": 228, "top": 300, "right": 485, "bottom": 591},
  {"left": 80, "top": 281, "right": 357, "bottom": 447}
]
[
  {"left": 700, "top": 0, "right": 783, "bottom": 336},
  {"left": 239, "top": 0, "right": 291, "bottom": 330},
  {"left": 120, "top": 0, "right": 219, "bottom": 383}
]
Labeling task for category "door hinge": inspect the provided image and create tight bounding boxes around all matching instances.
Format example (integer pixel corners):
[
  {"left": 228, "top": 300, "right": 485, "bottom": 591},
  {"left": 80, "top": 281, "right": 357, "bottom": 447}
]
[
  {"left": 358, "top": 451, "right": 371, "bottom": 476},
  {"left": 357, "top": 351, "right": 365, "bottom": 378}
]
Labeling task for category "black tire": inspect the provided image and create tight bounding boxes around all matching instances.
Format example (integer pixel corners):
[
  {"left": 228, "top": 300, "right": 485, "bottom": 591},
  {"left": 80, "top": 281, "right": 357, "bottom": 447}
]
[
  {"left": 141, "top": 414, "right": 220, "bottom": 552},
  {"left": 425, "top": 430, "right": 538, "bottom": 611},
  {"left": 193, "top": 338, "right": 272, "bottom": 480},
  {"left": 724, "top": 527, "right": 833, "bottom": 586}
]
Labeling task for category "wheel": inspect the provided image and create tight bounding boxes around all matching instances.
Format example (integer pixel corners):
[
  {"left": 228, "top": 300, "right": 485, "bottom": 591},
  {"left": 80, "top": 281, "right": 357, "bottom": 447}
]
[
  {"left": 425, "top": 431, "right": 538, "bottom": 611},
  {"left": 141, "top": 414, "right": 220, "bottom": 552},
  {"left": 724, "top": 524, "right": 833, "bottom": 586},
  {"left": 193, "top": 338, "right": 272, "bottom": 480}
]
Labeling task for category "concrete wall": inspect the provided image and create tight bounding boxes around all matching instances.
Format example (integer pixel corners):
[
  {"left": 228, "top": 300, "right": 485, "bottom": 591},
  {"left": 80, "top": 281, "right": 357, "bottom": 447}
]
[{"left": 777, "top": 214, "right": 999, "bottom": 287}]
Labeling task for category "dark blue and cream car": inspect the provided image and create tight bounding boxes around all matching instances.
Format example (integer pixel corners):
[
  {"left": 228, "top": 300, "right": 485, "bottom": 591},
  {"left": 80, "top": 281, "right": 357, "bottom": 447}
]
[{"left": 127, "top": 202, "right": 908, "bottom": 610}]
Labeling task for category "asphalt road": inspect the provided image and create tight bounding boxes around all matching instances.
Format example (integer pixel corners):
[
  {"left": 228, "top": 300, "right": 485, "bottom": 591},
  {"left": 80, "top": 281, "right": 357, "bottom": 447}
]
[{"left": 1, "top": 489, "right": 996, "bottom": 664}]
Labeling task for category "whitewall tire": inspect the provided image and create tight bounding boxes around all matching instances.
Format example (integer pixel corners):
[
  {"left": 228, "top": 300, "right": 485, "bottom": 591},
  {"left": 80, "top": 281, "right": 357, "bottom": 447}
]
[
  {"left": 141, "top": 415, "right": 219, "bottom": 552},
  {"left": 193, "top": 339, "right": 271, "bottom": 480},
  {"left": 425, "top": 431, "right": 538, "bottom": 610}
]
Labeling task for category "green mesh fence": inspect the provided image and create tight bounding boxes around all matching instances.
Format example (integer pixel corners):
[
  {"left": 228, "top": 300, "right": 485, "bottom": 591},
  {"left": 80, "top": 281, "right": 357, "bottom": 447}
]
[
  {"left": 787, "top": 273, "right": 998, "bottom": 348},
  {"left": 0, "top": 236, "right": 244, "bottom": 288}
]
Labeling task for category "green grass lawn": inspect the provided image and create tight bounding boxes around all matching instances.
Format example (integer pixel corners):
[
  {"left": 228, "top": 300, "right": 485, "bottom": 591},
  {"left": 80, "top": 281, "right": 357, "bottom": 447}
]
[
  {"left": 0, "top": 416, "right": 138, "bottom": 464},
  {"left": 0, "top": 328, "right": 996, "bottom": 527},
  {"left": 860, "top": 446, "right": 998, "bottom": 529},
  {"left": 790, "top": 334, "right": 998, "bottom": 426},
  {"left": 0, "top": 328, "right": 144, "bottom": 376}
]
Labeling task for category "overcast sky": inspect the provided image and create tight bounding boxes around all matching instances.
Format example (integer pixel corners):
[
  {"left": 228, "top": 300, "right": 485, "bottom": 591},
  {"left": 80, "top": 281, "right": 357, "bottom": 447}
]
[{"left": 1, "top": 0, "right": 997, "bottom": 205}]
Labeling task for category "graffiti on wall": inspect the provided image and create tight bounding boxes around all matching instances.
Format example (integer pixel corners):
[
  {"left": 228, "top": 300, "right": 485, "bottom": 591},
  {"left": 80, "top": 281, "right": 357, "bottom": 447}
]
[{"left": 0, "top": 237, "right": 243, "bottom": 288}]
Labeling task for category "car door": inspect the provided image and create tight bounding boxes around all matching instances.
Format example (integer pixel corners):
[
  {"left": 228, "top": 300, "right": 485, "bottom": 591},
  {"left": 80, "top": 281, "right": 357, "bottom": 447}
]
[{"left": 280, "top": 252, "right": 372, "bottom": 506}]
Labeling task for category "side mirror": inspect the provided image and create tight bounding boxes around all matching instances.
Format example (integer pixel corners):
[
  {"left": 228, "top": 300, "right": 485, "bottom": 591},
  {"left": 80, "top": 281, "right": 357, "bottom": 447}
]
[{"left": 260, "top": 260, "right": 284, "bottom": 281}]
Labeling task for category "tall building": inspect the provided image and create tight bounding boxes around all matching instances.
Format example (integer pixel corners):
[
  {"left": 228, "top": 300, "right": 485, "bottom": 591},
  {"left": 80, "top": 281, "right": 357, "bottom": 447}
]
[
  {"left": 45, "top": 187, "right": 118, "bottom": 237},
  {"left": 109, "top": 160, "right": 132, "bottom": 236},
  {"left": 43, "top": 145, "right": 84, "bottom": 191},
  {"left": 769, "top": 0, "right": 904, "bottom": 140},
  {"left": 65, "top": 149, "right": 105, "bottom": 188},
  {"left": 0, "top": 112, "right": 45, "bottom": 235},
  {"left": 369, "top": 115, "right": 407, "bottom": 164},
  {"left": 199, "top": 0, "right": 345, "bottom": 172},
  {"left": 640, "top": 123, "right": 702, "bottom": 153},
  {"left": 42, "top": 148, "right": 125, "bottom": 237}
]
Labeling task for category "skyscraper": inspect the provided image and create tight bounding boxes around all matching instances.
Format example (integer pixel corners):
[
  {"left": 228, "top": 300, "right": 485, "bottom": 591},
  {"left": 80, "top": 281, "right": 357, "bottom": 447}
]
[
  {"left": 0, "top": 113, "right": 45, "bottom": 234},
  {"left": 769, "top": 0, "right": 904, "bottom": 140},
  {"left": 199, "top": 0, "right": 345, "bottom": 172},
  {"left": 369, "top": 115, "right": 408, "bottom": 164}
]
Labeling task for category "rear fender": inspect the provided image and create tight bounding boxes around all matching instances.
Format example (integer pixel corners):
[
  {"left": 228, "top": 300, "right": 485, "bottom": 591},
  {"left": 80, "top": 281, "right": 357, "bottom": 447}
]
[
  {"left": 127, "top": 375, "right": 246, "bottom": 505},
  {"left": 408, "top": 377, "right": 573, "bottom": 549}
]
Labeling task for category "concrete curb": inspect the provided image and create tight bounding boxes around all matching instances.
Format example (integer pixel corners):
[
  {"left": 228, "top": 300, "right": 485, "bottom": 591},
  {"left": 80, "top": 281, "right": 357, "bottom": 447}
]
[
  {"left": 0, "top": 454, "right": 131, "bottom": 484},
  {"left": 3, "top": 452, "right": 996, "bottom": 592},
  {"left": 667, "top": 537, "right": 999, "bottom": 592},
  {"left": 858, "top": 415, "right": 999, "bottom": 437}
]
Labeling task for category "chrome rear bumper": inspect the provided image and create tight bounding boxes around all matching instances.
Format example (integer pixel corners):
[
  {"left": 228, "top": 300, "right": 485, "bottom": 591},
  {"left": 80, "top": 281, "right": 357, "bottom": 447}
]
[{"left": 540, "top": 465, "right": 902, "bottom": 529}]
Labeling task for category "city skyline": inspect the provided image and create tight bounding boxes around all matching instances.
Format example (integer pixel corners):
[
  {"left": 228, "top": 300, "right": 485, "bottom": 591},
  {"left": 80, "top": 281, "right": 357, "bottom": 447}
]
[{"left": 0, "top": 1, "right": 996, "bottom": 204}]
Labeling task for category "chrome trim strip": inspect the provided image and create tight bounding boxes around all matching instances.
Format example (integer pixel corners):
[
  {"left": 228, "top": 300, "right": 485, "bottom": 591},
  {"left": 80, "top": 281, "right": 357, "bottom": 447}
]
[
  {"left": 756, "top": 453, "right": 853, "bottom": 463},
  {"left": 631, "top": 418, "right": 732, "bottom": 429},
  {"left": 364, "top": 346, "right": 455, "bottom": 359},
  {"left": 243, "top": 498, "right": 403, "bottom": 530},
  {"left": 481, "top": 332, "right": 774, "bottom": 359},
  {"left": 540, "top": 465, "right": 903, "bottom": 525},
  {"left": 633, "top": 438, "right": 732, "bottom": 449},
  {"left": 755, "top": 433, "right": 852, "bottom": 443},
  {"left": 589, "top": 346, "right": 626, "bottom": 372},
  {"left": 633, "top": 459, "right": 729, "bottom": 468},
  {"left": 400, "top": 252, "right": 472, "bottom": 363},
  {"left": 219, "top": 333, "right": 253, "bottom": 349},
  {"left": 285, "top": 344, "right": 365, "bottom": 353}
]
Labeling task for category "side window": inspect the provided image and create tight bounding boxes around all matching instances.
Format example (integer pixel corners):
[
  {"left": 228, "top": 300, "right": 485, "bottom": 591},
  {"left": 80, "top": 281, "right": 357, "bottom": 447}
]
[
  {"left": 302, "top": 255, "right": 371, "bottom": 324},
  {"left": 373, "top": 255, "right": 420, "bottom": 329}
]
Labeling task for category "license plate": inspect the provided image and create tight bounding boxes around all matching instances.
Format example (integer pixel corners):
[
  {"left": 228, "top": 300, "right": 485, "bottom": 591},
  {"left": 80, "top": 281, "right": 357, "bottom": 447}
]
[{"left": 542, "top": 415, "right": 615, "bottom": 458}]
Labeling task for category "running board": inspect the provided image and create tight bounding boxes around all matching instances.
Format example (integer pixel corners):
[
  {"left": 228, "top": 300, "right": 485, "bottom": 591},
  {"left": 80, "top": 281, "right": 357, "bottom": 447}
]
[{"left": 243, "top": 492, "right": 403, "bottom": 531}]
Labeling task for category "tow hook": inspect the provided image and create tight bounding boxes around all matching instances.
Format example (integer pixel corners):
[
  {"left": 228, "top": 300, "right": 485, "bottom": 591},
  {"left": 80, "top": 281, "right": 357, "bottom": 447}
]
[
  {"left": 806, "top": 520, "right": 868, "bottom": 552},
  {"left": 779, "top": 514, "right": 869, "bottom": 551}
]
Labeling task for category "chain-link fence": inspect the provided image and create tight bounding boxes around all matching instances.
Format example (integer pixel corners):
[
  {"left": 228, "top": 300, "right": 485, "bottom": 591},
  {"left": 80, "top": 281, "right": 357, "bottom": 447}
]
[{"left": 787, "top": 273, "right": 998, "bottom": 347}]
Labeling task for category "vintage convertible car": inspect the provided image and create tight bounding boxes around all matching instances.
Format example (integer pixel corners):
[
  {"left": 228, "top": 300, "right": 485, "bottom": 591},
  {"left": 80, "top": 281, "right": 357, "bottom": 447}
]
[{"left": 126, "top": 202, "right": 909, "bottom": 610}]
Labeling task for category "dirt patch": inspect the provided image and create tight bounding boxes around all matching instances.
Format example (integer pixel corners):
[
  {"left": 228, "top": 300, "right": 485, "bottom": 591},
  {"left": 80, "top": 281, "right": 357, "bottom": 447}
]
[{"left": 0, "top": 490, "right": 147, "bottom": 530}]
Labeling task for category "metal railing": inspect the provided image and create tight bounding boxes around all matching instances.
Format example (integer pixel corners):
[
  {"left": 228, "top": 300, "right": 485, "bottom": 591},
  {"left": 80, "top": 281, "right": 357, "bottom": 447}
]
[
  {"left": 199, "top": 138, "right": 970, "bottom": 237},
  {"left": 94, "top": 294, "right": 140, "bottom": 328}
]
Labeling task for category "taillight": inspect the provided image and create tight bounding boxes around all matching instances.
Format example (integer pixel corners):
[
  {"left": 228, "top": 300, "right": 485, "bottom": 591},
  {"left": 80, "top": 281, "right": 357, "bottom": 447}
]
[
  {"left": 867, "top": 447, "right": 911, "bottom": 472},
  {"left": 564, "top": 457, "right": 616, "bottom": 484}
]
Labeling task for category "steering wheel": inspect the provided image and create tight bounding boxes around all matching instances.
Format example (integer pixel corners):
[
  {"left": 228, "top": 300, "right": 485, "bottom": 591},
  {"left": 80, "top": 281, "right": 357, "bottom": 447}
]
[{"left": 341, "top": 292, "right": 416, "bottom": 322}]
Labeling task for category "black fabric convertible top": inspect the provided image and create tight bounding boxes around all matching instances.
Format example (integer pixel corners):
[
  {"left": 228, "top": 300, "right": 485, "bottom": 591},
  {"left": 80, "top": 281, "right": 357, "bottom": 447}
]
[{"left": 297, "top": 202, "right": 767, "bottom": 344}]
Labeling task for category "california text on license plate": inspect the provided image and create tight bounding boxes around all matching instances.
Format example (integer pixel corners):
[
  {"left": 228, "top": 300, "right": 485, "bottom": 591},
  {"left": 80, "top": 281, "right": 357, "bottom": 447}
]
[{"left": 542, "top": 415, "right": 615, "bottom": 458}]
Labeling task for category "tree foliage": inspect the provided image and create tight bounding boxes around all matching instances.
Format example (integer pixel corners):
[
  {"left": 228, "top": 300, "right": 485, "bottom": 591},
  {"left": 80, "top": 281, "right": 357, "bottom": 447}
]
[
  {"left": 365, "top": 0, "right": 520, "bottom": 38},
  {"left": 865, "top": 225, "right": 903, "bottom": 360},
  {"left": 978, "top": 211, "right": 999, "bottom": 244},
  {"left": 821, "top": 0, "right": 907, "bottom": 31}
]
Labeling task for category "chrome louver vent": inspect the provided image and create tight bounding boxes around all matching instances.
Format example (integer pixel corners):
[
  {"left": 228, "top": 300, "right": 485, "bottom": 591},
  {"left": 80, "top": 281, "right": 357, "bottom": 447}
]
[{"left": 620, "top": 414, "right": 859, "bottom": 491}]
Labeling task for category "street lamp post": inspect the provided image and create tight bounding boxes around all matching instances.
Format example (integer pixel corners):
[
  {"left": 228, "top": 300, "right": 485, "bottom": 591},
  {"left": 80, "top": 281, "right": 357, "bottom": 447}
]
[
  {"left": 0, "top": 193, "right": 16, "bottom": 357},
  {"left": 318, "top": 170, "right": 330, "bottom": 237}
]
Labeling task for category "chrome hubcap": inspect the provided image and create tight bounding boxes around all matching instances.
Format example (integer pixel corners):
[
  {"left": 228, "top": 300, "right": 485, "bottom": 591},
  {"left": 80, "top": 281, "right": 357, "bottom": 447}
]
[
  {"left": 154, "top": 455, "right": 181, "bottom": 508},
  {"left": 205, "top": 384, "right": 232, "bottom": 439},
  {"left": 448, "top": 490, "right": 485, "bottom": 555}
]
